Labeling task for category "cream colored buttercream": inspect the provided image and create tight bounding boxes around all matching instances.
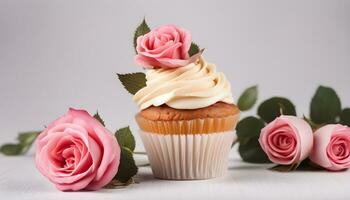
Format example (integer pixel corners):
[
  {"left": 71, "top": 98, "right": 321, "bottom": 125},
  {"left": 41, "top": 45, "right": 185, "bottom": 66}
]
[{"left": 133, "top": 56, "right": 234, "bottom": 110}]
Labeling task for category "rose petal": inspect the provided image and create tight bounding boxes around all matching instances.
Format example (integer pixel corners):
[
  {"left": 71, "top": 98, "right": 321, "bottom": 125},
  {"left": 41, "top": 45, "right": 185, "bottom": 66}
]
[
  {"left": 309, "top": 125, "right": 336, "bottom": 169},
  {"left": 135, "top": 54, "right": 163, "bottom": 69},
  {"left": 35, "top": 108, "right": 121, "bottom": 191},
  {"left": 279, "top": 115, "right": 313, "bottom": 162},
  {"left": 139, "top": 42, "right": 182, "bottom": 58},
  {"left": 67, "top": 108, "right": 121, "bottom": 189},
  {"left": 313, "top": 125, "right": 350, "bottom": 170},
  {"left": 156, "top": 49, "right": 202, "bottom": 68},
  {"left": 259, "top": 115, "right": 313, "bottom": 165},
  {"left": 54, "top": 173, "right": 96, "bottom": 191},
  {"left": 134, "top": 24, "right": 193, "bottom": 69}
]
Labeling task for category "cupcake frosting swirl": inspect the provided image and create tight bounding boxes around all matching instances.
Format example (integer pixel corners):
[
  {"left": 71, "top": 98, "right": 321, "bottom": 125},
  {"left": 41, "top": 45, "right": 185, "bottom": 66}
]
[{"left": 133, "top": 57, "right": 234, "bottom": 110}]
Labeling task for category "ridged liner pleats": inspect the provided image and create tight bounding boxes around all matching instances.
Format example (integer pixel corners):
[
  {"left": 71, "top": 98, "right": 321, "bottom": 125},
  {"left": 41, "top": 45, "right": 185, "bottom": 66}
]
[{"left": 140, "top": 131, "right": 236, "bottom": 180}]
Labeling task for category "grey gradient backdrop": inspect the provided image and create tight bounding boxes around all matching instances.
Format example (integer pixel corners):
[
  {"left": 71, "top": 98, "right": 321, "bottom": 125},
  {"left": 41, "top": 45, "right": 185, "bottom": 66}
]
[{"left": 0, "top": 0, "right": 349, "bottom": 149}]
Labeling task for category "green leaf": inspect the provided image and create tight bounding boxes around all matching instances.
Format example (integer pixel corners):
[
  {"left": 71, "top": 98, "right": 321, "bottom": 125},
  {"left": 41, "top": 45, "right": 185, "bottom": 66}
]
[
  {"left": 238, "top": 138, "right": 271, "bottom": 163},
  {"left": 114, "top": 127, "right": 138, "bottom": 183},
  {"left": 104, "top": 178, "right": 134, "bottom": 189},
  {"left": 258, "top": 97, "right": 296, "bottom": 123},
  {"left": 270, "top": 159, "right": 323, "bottom": 172},
  {"left": 17, "top": 131, "right": 40, "bottom": 153},
  {"left": 339, "top": 108, "right": 350, "bottom": 126},
  {"left": 310, "top": 86, "right": 341, "bottom": 124},
  {"left": 93, "top": 112, "right": 105, "bottom": 126},
  {"left": 0, "top": 131, "right": 40, "bottom": 156},
  {"left": 236, "top": 116, "right": 265, "bottom": 144},
  {"left": 237, "top": 86, "right": 258, "bottom": 111},
  {"left": 115, "top": 126, "right": 136, "bottom": 152},
  {"left": 133, "top": 18, "right": 151, "bottom": 52},
  {"left": 0, "top": 144, "right": 23, "bottom": 155},
  {"left": 303, "top": 116, "right": 322, "bottom": 131},
  {"left": 297, "top": 159, "right": 324, "bottom": 171},
  {"left": 117, "top": 72, "right": 146, "bottom": 95},
  {"left": 114, "top": 147, "right": 138, "bottom": 183},
  {"left": 270, "top": 163, "right": 300, "bottom": 172},
  {"left": 188, "top": 42, "right": 200, "bottom": 57},
  {"left": 18, "top": 131, "right": 40, "bottom": 145}
]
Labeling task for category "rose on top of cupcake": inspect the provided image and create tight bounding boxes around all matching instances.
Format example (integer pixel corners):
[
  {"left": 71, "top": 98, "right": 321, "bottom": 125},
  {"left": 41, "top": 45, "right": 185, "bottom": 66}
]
[{"left": 133, "top": 19, "right": 202, "bottom": 69}]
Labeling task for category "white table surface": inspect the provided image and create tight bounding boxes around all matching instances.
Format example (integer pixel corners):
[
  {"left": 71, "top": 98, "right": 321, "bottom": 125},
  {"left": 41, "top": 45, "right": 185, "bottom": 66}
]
[{"left": 0, "top": 149, "right": 349, "bottom": 200}]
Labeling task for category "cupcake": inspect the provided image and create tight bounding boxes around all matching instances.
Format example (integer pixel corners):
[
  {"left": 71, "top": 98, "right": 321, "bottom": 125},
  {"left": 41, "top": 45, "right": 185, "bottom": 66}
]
[{"left": 132, "top": 23, "right": 240, "bottom": 180}]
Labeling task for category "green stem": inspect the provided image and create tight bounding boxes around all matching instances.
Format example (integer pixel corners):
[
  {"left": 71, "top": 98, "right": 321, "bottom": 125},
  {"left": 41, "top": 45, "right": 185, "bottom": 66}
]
[
  {"left": 134, "top": 151, "right": 147, "bottom": 155},
  {"left": 231, "top": 140, "right": 238, "bottom": 148},
  {"left": 137, "top": 163, "right": 150, "bottom": 167}
]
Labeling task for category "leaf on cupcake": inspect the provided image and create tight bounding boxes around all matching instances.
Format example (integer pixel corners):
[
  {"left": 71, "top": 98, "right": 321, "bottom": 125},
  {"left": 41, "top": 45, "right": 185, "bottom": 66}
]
[
  {"left": 117, "top": 72, "right": 146, "bottom": 95},
  {"left": 188, "top": 42, "right": 200, "bottom": 57},
  {"left": 133, "top": 18, "right": 151, "bottom": 52}
]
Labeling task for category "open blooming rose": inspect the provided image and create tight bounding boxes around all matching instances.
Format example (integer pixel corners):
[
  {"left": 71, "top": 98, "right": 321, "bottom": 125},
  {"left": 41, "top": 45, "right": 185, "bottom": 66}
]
[
  {"left": 309, "top": 124, "right": 350, "bottom": 171},
  {"left": 259, "top": 115, "right": 313, "bottom": 165},
  {"left": 135, "top": 24, "right": 201, "bottom": 69},
  {"left": 35, "top": 108, "right": 120, "bottom": 191}
]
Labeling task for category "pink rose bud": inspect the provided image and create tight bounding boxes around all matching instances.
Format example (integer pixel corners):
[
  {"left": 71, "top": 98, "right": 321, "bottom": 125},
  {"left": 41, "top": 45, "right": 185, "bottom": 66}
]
[
  {"left": 259, "top": 115, "right": 313, "bottom": 165},
  {"left": 309, "top": 124, "right": 350, "bottom": 171},
  {"left": 35, "top": 108, "right": 120, "bottom": 191},
  {"left": 135, "top": 24, "right": 201, "bottom": 69}
]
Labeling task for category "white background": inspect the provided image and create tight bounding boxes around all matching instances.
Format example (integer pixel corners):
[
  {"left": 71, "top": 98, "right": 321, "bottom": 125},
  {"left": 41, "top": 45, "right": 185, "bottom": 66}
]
[
  {"left": 0, "top": 0, "right": 350, "bottom": 199},
  {"left": 1, "top": 0, "right": 349, "bottom": 145}
]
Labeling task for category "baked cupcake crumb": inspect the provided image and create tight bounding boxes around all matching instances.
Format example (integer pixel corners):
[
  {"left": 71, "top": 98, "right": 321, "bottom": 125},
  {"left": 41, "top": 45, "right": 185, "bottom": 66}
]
[{"left": 139, "top": 102, "right": 240, "bottom": 121}]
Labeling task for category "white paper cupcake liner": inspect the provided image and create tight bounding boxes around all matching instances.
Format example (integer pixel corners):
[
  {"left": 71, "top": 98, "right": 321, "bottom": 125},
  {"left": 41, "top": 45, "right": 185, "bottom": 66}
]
[{"left": 140, "top": 130, "right": 236, "bottom": 180}]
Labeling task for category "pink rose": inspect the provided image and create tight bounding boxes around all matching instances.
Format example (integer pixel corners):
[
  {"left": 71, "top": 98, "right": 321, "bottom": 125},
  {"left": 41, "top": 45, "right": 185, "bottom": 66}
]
[
  {"left": 309, "top": 124, "right": 350, "bottom": 171},
  {"left": 135, "top": 24, "right": 201, "bottom": 69},
  {"left": 35, "top": 108, "right": 120, "bottom": 191},
  {"left": 259, "top": 115, "right": 313, "bottom": 165}
]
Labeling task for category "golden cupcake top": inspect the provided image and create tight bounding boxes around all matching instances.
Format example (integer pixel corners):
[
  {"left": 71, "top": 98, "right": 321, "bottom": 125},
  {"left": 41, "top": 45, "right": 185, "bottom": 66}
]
[{"left": 138, "top": 102, "right": 239, "bottom": 121}]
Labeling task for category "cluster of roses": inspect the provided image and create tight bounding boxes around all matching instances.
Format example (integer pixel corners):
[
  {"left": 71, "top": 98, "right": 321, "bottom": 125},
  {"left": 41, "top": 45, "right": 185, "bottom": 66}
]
[{"left": 259, "top": 115, "right": 350, "bottom": 171}]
